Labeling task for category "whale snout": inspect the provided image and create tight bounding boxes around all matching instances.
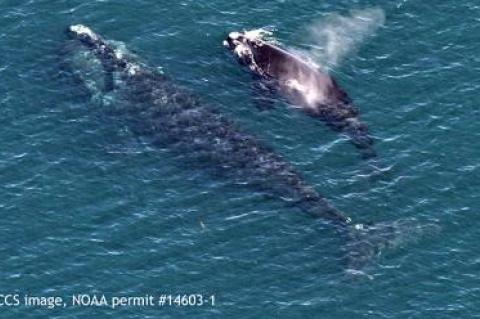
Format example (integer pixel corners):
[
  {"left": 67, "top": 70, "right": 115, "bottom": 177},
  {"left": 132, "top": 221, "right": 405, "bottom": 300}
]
[
  {"left": 224, "top": 31, "right": 256, "bottom": 67},
  {"left": 66, "top": 24, "right": 99, "bottom": 44},
  {"left": 222, "top": 38, "right": 233, "bottom": 50},
  {"left": 224, "top": 31, "right": 244, "bottom": 51}
]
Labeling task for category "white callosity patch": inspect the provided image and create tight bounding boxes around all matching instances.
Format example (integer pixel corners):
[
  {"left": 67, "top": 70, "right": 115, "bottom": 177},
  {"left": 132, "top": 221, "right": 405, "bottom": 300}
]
[
  {"left": 229, "top": 37, "right": 259, "bottom": 73},
  {"left": 228, "top": 28, "right": 273, "bottom": 59},
  {"left": 69, "top": 24, "right": 99, "bottom": 41},
  {"left": 228, "top": 29, "right": 274, "bottom": 76},
  {"left": 233, "top": 43, "right": 251, "bottom": 59},
  {"left": 228, "top": 31, "right": 242, "bottom": 40}
]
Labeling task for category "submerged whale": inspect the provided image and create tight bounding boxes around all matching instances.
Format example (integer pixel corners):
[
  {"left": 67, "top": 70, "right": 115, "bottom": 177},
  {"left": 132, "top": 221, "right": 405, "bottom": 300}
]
[
  {"left": 224, "top": 31, "right": 376, "bottom": 158},
  {"left": 63, "top": 25, "right": 395, "bottom": 269}
]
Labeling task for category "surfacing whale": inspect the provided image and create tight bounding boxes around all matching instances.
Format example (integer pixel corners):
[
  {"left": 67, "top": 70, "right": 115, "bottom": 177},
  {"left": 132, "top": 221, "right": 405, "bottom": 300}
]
[
  {"left": 224, "top": 30, "right": 376, "bottom": 159},
  {"left": 63, "top": 25, "right": 395, "bottom": 269}
]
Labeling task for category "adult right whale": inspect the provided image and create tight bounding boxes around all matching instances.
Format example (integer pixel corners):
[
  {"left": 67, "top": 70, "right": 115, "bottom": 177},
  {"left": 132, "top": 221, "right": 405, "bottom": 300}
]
[
  {"left": 224, "top": 31, "right": 376, "bottom": 159},
  {"left": 63, "top": 25, "right": 396, "bottom": 270}
]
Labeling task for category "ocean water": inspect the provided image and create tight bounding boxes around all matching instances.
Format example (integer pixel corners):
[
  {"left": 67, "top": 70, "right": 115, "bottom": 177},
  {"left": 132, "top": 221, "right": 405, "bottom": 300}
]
[{"left": 1, "top": 0, "right": 480, "bottom": 318}]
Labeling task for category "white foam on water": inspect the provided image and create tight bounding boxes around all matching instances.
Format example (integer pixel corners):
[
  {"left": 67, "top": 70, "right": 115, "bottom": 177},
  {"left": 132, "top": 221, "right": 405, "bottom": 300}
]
[{"left": 243, "top": 28, "right": 273, "bottom": 42}]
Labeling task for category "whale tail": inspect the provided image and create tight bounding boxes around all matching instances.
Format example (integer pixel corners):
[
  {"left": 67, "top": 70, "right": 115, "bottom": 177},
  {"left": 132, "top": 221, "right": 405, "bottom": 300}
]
[
  {"left": 295, "top": 198, "right": 432, "bottom": 273},
  {"left": 343, "top": 117, "right": 376, "bottom": 159},
  {"left": 342, "top": 219, "right": 439, "bottom": 273},
  {"left": 323, "top": 113, "right": 376, "bottom": 159}
]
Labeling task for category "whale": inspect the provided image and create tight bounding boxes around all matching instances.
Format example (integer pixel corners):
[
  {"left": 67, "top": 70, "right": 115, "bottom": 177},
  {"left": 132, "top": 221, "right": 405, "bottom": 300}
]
[
  {"left": 224, "top": 31, "right": 376, "bottom": 158},
  {"left": 63, "top": 25, "right": 396, "bottom": 269}
]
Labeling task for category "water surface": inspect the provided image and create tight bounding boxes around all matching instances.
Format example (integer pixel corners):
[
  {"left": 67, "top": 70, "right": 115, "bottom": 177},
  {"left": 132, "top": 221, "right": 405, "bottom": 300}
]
[{"left": 1, "top": 0, "right": 480, "bottom": 318}]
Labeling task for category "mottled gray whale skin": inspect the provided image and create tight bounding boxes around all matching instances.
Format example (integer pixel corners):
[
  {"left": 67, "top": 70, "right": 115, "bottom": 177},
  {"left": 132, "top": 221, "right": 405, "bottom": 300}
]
[
  {"left": 224, "top": 31, "right": 375, "bottom": 158},
  {"left": 64, "top": 24, "right": 352, "bottom": 226}
]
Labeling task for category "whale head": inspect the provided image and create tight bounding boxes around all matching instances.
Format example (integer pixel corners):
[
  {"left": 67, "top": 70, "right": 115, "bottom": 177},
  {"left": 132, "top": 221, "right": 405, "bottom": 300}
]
[
  {"left": 223, "top": 31, "right": 254, "bottom": 66},
  {"left": 66, "top": 24, "right": 101, "bottom": 46},
  {"left": 223, "top": 30, "right": 271, "bottom": 76},
  {"left": 61, "top": 24, "right": 148, "bottom": 103}
]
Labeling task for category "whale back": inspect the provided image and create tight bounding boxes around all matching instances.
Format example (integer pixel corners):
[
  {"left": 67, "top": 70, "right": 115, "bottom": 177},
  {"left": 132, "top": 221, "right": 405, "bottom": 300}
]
[{"left": 225, "top": 34, "right": 375, "bottom": 157}]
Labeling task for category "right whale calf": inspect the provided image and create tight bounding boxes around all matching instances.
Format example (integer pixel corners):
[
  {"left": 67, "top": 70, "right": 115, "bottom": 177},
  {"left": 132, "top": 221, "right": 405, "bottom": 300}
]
[
  {"left": 224, "top": 30, "right": 376, "bottom": 158},
  {"left": 63, "top": 25, "right": 394, "bottom": 269}
]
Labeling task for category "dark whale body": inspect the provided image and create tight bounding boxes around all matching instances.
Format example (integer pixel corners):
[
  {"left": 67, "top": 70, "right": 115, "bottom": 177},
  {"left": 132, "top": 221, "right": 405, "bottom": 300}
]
[
  {"left": 63, "top": 25, "right": 397, "bottom": 269},
  {"left": 224, "top": 32, "right": 376, "bottom": 158},
  {"left": 64, "top": 25, "right": 351, "bottom": 226}
]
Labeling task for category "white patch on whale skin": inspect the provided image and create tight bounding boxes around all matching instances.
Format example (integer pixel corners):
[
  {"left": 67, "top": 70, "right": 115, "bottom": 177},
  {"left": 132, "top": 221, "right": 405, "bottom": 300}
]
[
  {"left": 234, "top": 43, "right": 264, "bottom": 76},
  {"left": 233, "top": 42, "right": 251, "bottom": 59},
  {"left": 227, "top": 28, "right": 276, "bottom": 49},
  {"left": 284, "top": 75, "right": 328, "bottom": 107},
  {"left": 114, "top": 50, "right": 124, "bottom": 60},
  {"left": 228, "top": 31, "right": 242, "bottom": 40},
  {"left": 69, "top": 24, "right": 98, "bottom": 41},
  {"left": 228, "top": 32, "right": 266, "bottom": 75},
  {"left": 227, "top": 28, "right": 276, "bottom": 60},
  {"left": 126, "top": 63, "right": 140, "bottom": 76}
]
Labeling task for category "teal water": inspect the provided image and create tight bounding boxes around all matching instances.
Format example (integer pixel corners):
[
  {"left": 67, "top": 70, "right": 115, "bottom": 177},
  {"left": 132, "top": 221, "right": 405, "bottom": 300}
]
[{"left": 2, "top": 1, "right": 480, "bottom": 318}]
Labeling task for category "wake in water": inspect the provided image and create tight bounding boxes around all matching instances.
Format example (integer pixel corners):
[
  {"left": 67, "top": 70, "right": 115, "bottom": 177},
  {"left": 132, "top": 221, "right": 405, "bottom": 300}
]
[
  {"left": 302, "top": 8, "right": 386, "bottom": 69},
  {"left": 343, "top": 218, "right": 440, "bottom": 275}
]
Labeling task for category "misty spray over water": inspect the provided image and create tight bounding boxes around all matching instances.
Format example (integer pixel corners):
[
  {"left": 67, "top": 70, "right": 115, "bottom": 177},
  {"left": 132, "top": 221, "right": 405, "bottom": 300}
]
[{"left": 304, "top": 8, "right": 385, "bottom": 70}]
